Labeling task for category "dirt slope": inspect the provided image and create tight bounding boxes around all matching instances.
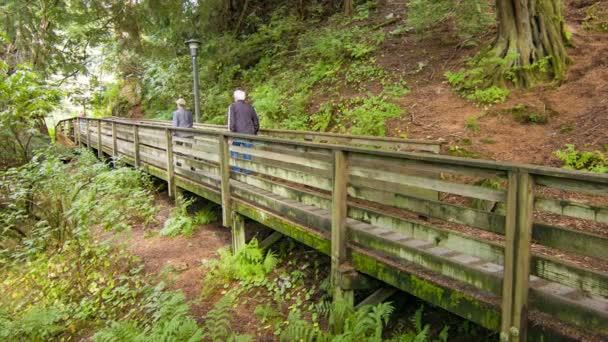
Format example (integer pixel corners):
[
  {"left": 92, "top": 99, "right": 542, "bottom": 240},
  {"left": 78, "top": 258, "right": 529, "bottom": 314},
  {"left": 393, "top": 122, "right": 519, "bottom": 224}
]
[{"left": 374, "top": 0, "right": 608, "bottom": 166}]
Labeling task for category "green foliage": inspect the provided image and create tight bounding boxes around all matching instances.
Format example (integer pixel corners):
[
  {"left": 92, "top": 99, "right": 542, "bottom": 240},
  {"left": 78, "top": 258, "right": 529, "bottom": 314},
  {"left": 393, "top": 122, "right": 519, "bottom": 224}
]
[
  {"left": 342, "top": 95, "right": 403, "bottom": 136},
  {"left": 93, "top": 285, "right": 204, "bottom": 342},
  {"left": 0, "top": 148, "right": 156, "bottom": 257},
  {"left": 406, "top": 0, "right": 494, "bottom": 41},
  {"left": 554, "top": 145, "right": 608, "bottom": 173},
  {"left": 464, "top": 115, "right": 481, "bottom": 132},
  {"left": 510, "top": 104, "right": 555, "bottom": 125},
  {"left": 0, "top": 63, "right": 60, "bottom": 165},
  {"left": 445, "top": 54, "right": 512, "bottom": 104},
  {"left": 160, "top": 196, "right": 218, "bottom": 237},
  {"left": 202, "top": 238, "right": 280, "bottom": 297},
  {"left": 0, "top": 307, "right": 64, "bottom": 341}
]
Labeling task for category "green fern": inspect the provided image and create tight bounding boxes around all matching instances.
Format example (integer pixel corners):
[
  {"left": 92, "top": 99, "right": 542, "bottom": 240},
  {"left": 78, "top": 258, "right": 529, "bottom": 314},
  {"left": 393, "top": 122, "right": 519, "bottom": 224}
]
[{"left": 203, "top": 295, "right": 234, "bottom": 341}]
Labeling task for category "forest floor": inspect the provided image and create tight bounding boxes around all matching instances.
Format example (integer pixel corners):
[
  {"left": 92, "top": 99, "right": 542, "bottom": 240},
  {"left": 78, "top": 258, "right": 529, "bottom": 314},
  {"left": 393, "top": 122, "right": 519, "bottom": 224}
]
[
  {"left": 373, "top": 0, "right": 608, "bottom": 166},
  {"left": 96, "top": 190, "right": 495, "bottom": 341}
]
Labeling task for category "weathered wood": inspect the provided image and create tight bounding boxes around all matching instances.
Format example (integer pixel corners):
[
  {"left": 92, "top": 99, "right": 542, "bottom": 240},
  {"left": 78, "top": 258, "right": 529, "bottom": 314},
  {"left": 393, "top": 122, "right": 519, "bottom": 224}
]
[
  {"left": 349, "top": 170, "right": 506, "bottom": 202},
  {"left": 231, "top": 149, "right": 332, "bottom": 178},
  {"left": 111, "top": 122, "right": 117, "bottom": 157},
  {"left": 259, "top": 231, "right": 283, "bottom": 249},
  {"left": 535, "top": 197, "right": 608, "bottom": 224},
  {"left": 535, "top": 175, "right": 608, "bottom": 196},
  {"left": 231, "top": 158, "right": 333, "bottom": 191},
  {"left": 350, "top": 153, "right": 507, "bottom": 180},
  {"left": 533, "top": 222, "right": 608, "bottom": 261},
  {"left": 501, "top": 172, "right": 518, "bottom": 342},
  {"left": 219, "top": 135, "right": 232, "bottom": 227},
  {"left": 133, "top": 126, "right": 140, "bottom": 167},
  {"left": 165, "top": 129, "right": 175, "bottom": 198},
  {"left": 331, "top": 150, "right": 350, "bottom": 303},
  {"left": 231, "top": 145, "right": 332, "bottom": 171},
  {"left": 355, "top": 288, "right": 397, "bottom": 309},
  {"left": 231, "top": 211, "right": 246, "bottom": 253},
  {"left": 76, "top": 118, "right": 82, "bottom": 147},
  {"left": 97, "top": 121, "right": 102, "bottom": 158},
  {"left": 86, "top": 120, "right": 91, "bottom": 149},
  {"left": 511, "top": 173, "right": 534, "bottom": 341}
]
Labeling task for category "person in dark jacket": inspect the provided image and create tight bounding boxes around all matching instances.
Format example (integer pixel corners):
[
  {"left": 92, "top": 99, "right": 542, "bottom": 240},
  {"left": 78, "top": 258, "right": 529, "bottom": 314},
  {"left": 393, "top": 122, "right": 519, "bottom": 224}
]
[
  {"left": 227, "top": 90, "right": 258, "bottom": 174},
  {"left": 228, "top": 90, "right": 259, "bottom": 135},
  {"left": 172, "top": 98, "right": 193, "bottom": 138}
]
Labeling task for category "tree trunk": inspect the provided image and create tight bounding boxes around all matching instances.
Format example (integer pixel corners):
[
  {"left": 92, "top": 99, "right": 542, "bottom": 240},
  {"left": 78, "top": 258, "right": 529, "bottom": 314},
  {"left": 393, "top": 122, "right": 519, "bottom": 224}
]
[
  {"left": 494, "top": 0, "right": 569, "bottom": 87},
  {"left": 344, "top": 0, "right": 353, "bottom": 16}
]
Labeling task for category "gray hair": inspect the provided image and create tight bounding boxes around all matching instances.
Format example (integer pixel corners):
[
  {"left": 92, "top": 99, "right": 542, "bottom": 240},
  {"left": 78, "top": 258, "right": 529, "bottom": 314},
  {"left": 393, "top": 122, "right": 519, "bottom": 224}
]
[
  {"left": 176, "top": 98, "right": 186, "bottom": 107},
  {"left": 233, "top": 89, "right": 246, "bottom": 101}
]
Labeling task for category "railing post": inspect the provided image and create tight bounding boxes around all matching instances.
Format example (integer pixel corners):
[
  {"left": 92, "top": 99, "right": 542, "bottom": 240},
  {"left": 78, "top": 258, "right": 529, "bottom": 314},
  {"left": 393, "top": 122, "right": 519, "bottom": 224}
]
[
  {"left": 231, "top": 211, "right": 246, "bottom": 253},
  {"left": 133, "top": 125, "right": 140, "bottom": 167},
  {"left": 76, "top": 118, "right": 81, "bottom": 147},
  {"left": 331, "top": 149, "right": 352, "bottom": 305},
  {"left": 219, "top": 134, "right": 232, "bottom": 228},
  {"left": 500, "top": 171, "right": 518, "bottom": 342},
  {"left": 86, "top": 119, "right": 91, "bottom": 149},
  {"left": 511, "top": 172, "right": 534, "bottom": 341},
  {"left": 165, "top": 128, "right": 175, "bottom": 198},
  {"left": 111, "top": 122, "right": 117, "bottom": 157},
  {"left": 97, "top": 120, "right": 102, "bottom": 158}
]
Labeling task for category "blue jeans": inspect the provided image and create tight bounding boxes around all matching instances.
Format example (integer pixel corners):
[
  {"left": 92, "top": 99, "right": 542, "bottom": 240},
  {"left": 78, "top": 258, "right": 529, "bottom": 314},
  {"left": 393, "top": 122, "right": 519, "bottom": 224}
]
[{"left": 230, "top": 141, "right": 253, "bottom": 174}]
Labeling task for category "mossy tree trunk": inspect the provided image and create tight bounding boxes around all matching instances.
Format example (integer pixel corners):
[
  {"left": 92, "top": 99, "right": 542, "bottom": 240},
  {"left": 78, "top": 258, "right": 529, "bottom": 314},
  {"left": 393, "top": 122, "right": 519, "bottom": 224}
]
[
  {"left": 494, "top": 0, "right": 569, "bottom": 87},
  {"left": 344, "top": 0, "right": 353, "bottom": 16}
]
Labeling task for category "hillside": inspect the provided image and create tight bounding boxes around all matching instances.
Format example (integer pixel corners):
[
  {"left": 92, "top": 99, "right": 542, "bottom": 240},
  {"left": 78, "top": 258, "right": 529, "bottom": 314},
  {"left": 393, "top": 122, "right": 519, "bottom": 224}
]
[{"left": 105, "top": 0, "right": 608, "bottom": 168}]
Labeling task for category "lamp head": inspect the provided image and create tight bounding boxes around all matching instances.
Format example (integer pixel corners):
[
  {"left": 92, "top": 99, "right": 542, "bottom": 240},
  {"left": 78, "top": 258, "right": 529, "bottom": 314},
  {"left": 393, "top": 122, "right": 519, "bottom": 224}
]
[{"left": 185, "top": 38, "right": 201, "bottom": 57}]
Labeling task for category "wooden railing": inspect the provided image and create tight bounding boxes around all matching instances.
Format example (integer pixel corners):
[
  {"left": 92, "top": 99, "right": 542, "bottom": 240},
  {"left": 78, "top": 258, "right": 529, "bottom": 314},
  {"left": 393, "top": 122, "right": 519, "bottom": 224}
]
[
  {"left": 107, "top": 116, "right": 444, "bottom": 153},
  {"left": 56, "top": 117, "right": 608, "bottom": 341}
]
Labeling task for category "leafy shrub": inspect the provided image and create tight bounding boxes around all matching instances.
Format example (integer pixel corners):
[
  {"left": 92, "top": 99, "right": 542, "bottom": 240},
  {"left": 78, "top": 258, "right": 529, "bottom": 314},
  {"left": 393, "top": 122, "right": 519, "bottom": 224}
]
[
  {"left": 0, "top": 307, "right": 64, "bottom": 341},
  {"left": 160, "top": 195, "right": 197, "bottom": 237},
  {"left": 0, "top": 148, "right": 156, "bottom": 255},
  {"left": 445, "top": 54, "right": 513, "bottom": 104},
  {"left": 94, "top": 285, "right": 204, "bottom": 342},
  {"left": 202, "top": 239, "right": 279, "bottom": 297},
  {"left": 342, "top": 95, "right": 403, "bottom": 136},
  {"left": 554, "top": 145, "right": 608, "bottom": 173}
]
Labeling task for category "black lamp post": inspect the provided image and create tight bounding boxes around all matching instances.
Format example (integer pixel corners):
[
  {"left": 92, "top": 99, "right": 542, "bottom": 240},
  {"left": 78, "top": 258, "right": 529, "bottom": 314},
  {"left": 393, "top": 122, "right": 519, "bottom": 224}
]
[{"left": 185, "top": 38, "right": 201, "bottom": 122}]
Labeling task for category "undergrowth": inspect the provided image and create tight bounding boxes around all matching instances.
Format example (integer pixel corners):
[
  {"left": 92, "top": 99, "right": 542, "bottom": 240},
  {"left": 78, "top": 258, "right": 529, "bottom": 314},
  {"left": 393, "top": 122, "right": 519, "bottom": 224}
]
[
  {"left": 160, "top": 195, "right": 218, "bottom": 237},
  {"left": 554, "top": 144, "right": 608, "bottom": 173}
]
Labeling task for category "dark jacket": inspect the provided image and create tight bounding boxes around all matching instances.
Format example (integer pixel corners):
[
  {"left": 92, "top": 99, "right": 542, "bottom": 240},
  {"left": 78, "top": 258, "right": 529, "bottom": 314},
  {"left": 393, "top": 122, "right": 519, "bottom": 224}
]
[
  {"left": 172, "top": 108, "right": 193, "bottom": 137},
  {"left": 228, "top": 101, "right": 259, "bottom": 135}
]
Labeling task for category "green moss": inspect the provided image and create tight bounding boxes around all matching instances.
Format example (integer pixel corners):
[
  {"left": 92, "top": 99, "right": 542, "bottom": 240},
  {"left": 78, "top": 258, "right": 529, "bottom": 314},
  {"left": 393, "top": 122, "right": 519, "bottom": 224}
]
[
  {"left": 234, "top": 202, "right": 331, "bottom": 255},
  {"left": 411, "top": 275, "right": 445, "bottom": 303}
]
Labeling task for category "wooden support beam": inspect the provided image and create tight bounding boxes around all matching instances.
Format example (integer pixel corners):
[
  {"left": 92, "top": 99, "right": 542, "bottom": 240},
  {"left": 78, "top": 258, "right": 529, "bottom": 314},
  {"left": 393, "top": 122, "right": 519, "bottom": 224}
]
[
  {"left": 97, "top": 121, "right": 102, "bottom": 158},
  {"left": 501, "top": 171, "right": 518, "bottom": 342},
  {"left": 331, "top": 149, "right": 351, "bottom": 303},
  {"left": 259, "top": 231, "right": 283, "bottom": 250},
  {"left": 219, "top": 135, "right": 232, "bottom": 227},
  {"left": 76, "top": 118, "right": 81, "bottom": 147},
  {"left": 134, "top": 126, "right": 140, "bottom": 167},
  {"left": 86, "top": 119, "right": 91, "bottom": 149},
  {"left": 511, "top": 172, "right": 534, "bottom": 341},
  {"left": 165, "top": 129, "right": 175, "bottom": 198},
  {"left": 232, "top": 211, "right": 246, "bottom": 253},
  {"left": 112, "top": 122, "right": 117, "bottom": 158},
  {"left": 355, "top": 287, "right": 397, "bottom": 310}
]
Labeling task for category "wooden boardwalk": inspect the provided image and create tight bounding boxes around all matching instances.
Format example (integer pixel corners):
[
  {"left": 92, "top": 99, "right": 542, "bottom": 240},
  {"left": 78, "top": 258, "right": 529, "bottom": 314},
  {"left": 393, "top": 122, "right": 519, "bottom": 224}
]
[{"left": 56, "top": 117, "right": 608, "bottom": 341}]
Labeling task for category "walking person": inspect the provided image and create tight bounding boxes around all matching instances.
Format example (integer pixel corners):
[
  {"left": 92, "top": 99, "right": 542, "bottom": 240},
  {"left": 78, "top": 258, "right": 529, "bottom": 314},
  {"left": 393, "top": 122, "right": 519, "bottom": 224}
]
[
  {"left": 172, "top": 98, "right": 193, "bottom": 140},
  {"left": 227, "top": 90, "right": 259, "bottom": 174}
]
